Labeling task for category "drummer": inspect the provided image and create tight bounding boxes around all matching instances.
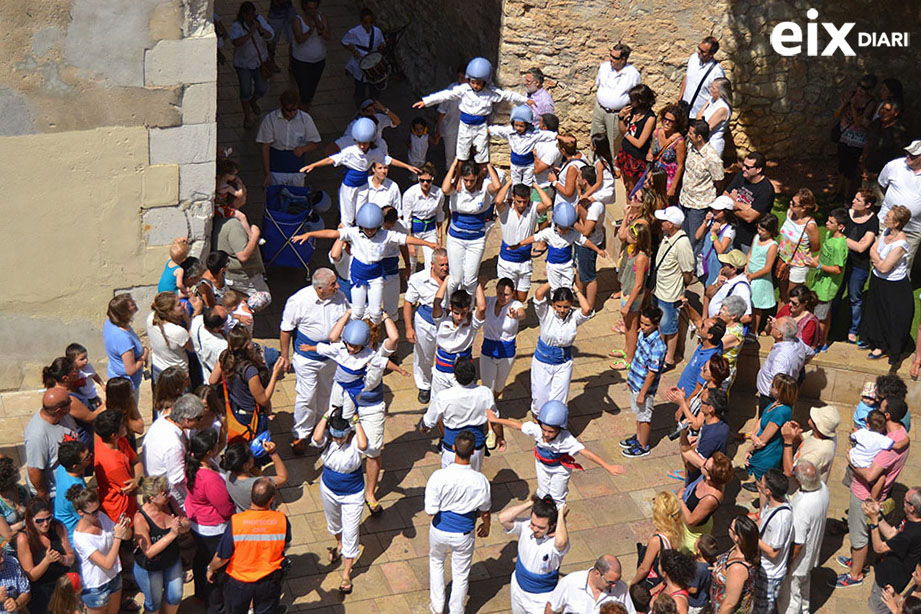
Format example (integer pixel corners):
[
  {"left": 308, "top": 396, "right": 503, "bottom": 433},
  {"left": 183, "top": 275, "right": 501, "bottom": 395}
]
[{"left": 341, "top": 8, "right": 385, "bottom": 106}]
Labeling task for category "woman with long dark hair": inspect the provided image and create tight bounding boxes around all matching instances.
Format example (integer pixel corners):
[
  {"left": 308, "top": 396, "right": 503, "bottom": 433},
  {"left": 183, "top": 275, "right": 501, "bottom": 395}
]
[
  {"left": 104, "top": 377, "right": 144, "bottom": 450},
  {"left": 710, "top": 515, "right": 759, "bottom": 613},
  {"left": 617, "top": 84, "right": 657, "bottom": 194},
  {"left": 16, "top": 499, "right": 74, "bottom": 614},
  {"left": 648, "top": 104, "right": 688, "bottom": 203}
]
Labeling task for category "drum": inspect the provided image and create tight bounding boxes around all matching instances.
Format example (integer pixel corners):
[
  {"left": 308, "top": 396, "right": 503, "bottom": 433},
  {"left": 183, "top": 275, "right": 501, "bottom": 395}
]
[{"left": 359, "top": 51, "right": 391, "bottom": 84}]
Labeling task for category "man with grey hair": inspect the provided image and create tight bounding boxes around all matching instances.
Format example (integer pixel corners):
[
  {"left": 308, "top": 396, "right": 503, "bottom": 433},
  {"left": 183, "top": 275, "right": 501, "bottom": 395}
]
[
  {"left": 592, "top": 43, "right": 641, "bottom": 165},
  {"left": 279, "top": 267, "right": 349, "bottom": 453},
  {"left": 144, "top": 393, "right": 206, "bottom": 504},
  {"left": 524, "top": 67, "right": 554, "bottom": 128},
  {"left": 755, "top": 316, "right": 814, "bottom": 413},
  {"left": 545, "top": 554, "right": 635, "bottom": 614},
  {"left": 861, "top": 487, "right": 921, "bottom": 613},
  {"left": 777, "top": 460, "right": 829, "bottom": 614}
]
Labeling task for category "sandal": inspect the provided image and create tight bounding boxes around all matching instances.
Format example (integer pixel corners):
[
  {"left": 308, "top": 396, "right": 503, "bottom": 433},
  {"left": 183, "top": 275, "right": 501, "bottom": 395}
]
[
  {"left": 610, "top": 323, "right": 626, "bottom": 334},
  {"left": 120, "top": 599, "right": 141, "bottom": 613},
  {"left": 365, "top": 499, "right": 383, "bottom": 515},
  {"left": 666, "top": 469, "right": 685, "bottom": 481},
  {"left": 328, "top": 547, "right": 341, "bottom": 564},
  {"left": 609, "top": 349, "right": 626, "bottom": 358},
  {"left": 609, "top": 359, "right": 631, "bottom": 371},
  {"left": 339, "top": 579, "right": 353, "bottom": 594}
]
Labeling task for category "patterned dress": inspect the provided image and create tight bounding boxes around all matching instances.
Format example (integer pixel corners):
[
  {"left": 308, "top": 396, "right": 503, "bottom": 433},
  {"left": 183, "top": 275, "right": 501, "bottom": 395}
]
[{"left": 710, "top": 551, "right": 754, "bottom": 614}]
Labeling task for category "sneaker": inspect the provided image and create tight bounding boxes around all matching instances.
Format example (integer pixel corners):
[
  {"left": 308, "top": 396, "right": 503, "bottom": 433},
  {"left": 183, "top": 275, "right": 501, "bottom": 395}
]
[
  {"left": 830, "top": 572, "right": 863, "bottom": 588},
  {"left": 418, "top": 389, "right": 431, "bottom": 404},
  {"left": 835, "top": 555, "right": 870, "bottom": 575},
  {"left": 622, "top": 443, "right": 651, "bottom": 458},
  {"left": 741, "top": 481, "right": 759, "bottom": 493},
  {"left": 619, "top": 435, "right": 638, "bottom": 449}
]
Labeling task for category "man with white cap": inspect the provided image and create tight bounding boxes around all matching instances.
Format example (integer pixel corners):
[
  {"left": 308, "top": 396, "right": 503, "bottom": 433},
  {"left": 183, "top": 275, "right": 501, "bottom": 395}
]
[
  {"left": 781, "top": 405, "right": 840, "bottom": 485},
  {"left": 877, "top": 140, "right": 921, "bottom": 268},
  {"left": 776, "top": 460, "right": 829, "bottom": 614},
  {"left": 591, "top": 43, "right": 641, "bottom": 168},
  {"left": 652, "top": 206, "right": 695, "bottom": 369},
  {"left": 704, "top": 249, "right": 752, "bottom": 322}
]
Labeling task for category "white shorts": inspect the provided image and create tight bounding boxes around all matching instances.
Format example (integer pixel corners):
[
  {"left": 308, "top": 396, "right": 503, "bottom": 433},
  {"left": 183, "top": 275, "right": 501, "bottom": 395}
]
[
  {"left": 496, "top": 257, "right": 533, "bottom": 293},
  {"left": 358, "top": 403, "right": 386, "bottom": 458}
]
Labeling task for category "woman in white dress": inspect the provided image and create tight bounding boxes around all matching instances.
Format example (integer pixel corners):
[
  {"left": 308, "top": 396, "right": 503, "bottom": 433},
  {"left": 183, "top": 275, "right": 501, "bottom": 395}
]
[{"left": 696, "top": 78, "right": 732, "bottom": 158}]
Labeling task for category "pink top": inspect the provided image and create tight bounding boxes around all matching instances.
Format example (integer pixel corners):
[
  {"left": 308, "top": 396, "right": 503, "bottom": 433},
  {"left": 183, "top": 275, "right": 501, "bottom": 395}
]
[
  {"left": 851, "top": 427, "right": 909, "bottom": 500},
  {"left": 183, "top": 466, "right": 235, "bottom": 526}
]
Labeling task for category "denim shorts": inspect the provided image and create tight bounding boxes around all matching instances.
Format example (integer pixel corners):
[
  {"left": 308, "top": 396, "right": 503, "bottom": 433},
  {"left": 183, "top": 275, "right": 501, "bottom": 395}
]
[
  {"left": 82, "top": 575, "right": 123, "bottom": 609},
  {"left": 575, "top": 244, "right": 598, "bottom": 283},
  {"left": 656, "top": 298, "right": 680, "bottom": 336}
]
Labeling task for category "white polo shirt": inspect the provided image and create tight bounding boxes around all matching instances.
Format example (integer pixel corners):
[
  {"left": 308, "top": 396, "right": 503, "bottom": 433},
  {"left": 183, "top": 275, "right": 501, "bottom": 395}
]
[
  {"left": 594, "top": 62, "right": 641, "bottom": 112},
  {"left": 435, "top": 313, "right": 484, "bottom": 353},
  {"left": 366, "top": 177, "right": 401, "bottom": 210},
  {"left": 256, "top": 109, "right": 321, "bottom": 150},
  {"left": 484, "top": 296, "right": 524, "bottom": 342},
  {"left": 534, "top": 297, "right": 592, "bottom": 347},
  {"left": 878, "top": 157, "right": 921, "bottom": 234},
  {"left": 402, "top": 184, "right": 445, "bottom": 226},
  {"left": 405, "top": 270, "right": 444, "bottom": 309},
  {"left": 500, "top": 203, "right": 540, "bottom": 246},
  {"left": 422, "top": 383, "right": 496, "bottom": 430},
  {"left": 280, "top": 286, "right": 349, "bottom": 342},
  {"left": 548, "top": 569, "right": 636, "bottom": 614},
  {"left": 424, "top": 463, "right": 491, "bottom": 516},
  {"left": 338, "top": 226, "right": 406, "bottom": 264}
]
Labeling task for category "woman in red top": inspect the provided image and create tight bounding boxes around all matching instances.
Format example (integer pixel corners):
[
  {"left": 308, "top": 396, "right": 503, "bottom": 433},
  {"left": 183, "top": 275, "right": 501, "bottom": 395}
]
[
  {"left": 93, "top": 410, "right": 142, "bottom": 523},
  {"left": 650, "top": 549, "right": 696, "bottom": 614},
  {"left": 773, "top": 286, "right": 819, "bottom": 348}
]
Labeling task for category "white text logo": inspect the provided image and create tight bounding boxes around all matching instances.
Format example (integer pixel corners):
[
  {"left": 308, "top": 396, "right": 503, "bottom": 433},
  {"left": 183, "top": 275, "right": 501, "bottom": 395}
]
[{"left": 771, "top": 9, "right": 910, "bottom": 56}]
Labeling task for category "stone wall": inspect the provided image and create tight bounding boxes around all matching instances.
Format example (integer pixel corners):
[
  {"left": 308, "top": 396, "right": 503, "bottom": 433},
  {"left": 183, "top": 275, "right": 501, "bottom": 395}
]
[
  {"left": 0, "top": 0, "right": 216, "bottom": 390},
  {"left": 496, "top": 0, "right": 917, "bottom": 161}
]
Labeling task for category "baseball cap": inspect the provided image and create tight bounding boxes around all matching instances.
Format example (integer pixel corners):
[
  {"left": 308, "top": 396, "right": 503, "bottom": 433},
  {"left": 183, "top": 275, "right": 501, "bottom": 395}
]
[
  {"left": 654, "top": 206, "right": 685, "bottom": 226},
  {"left": 717, "top": 249, "right": 747, "bottom": 269},
  {"left": 709, "top": 195, "right": 735, "bottom": 210},
  {"left": 905, "top": 140, "right": 921, "bottom": 156},
  {"left": 810, "top": 405, "right": 841, "bottom": 438}
]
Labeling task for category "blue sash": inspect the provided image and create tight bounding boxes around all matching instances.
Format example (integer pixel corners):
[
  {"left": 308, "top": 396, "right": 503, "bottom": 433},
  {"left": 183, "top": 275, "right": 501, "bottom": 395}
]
[
  {"left": 337, "top": 275, "right": 352, "bottom": 303},
  {"left": 514, "top": 558, "right": 559, "bottom": 594},
  {"left": 343, "top": 168, "right": 370, "bottom": 188},
  {"left": 434, "top": 347, "right": 472, "bottom": 373},
  {"left": 417, "top": 304, "right": 436, "bottom": 326},
  {"left": 321, "top": 466, "right": 364, "bottom": 496},
  {"left": 433, "top": 510, "right": 477, "bottom": 533},
  {"left": 448, "top": 207, "right": 493, "bottom": 241},
  {"left": 459, "top": 112, "right": 488, "bottom": 126},
  {"left": 338, "top": 377, "right": 367, "bottom": 404},
  {"left": 534, "top": 445, "right": 583, "bottom": 470},
  {"left": 269, "top": 147, "right": 305, "bottom": 174},
  {"left": 534, "top": 337, "right": 572, "bottom": 365},
  {"left": 510, "top": 150, "right": 535, "bottom": 166},
  {"left": 357, "top": 383, "right": 384, "bottom": 407},
  {"left": 382, "top": 256, "right": 400, "bottom": 276},
  {"left": 546, "top": 244, "right": 572, "bottom": 264},
  {"left": 500, "top": 241, "right": 531, "bottom": 263},
  {"left": 481, "top": 338, "right": 516, "bottom": 359},
  {"left": 412, "top": 216, "right": 437, "bottom": 234},
  {"left": 443, "top": 423, "right": 487, "bottom": 451},
  {"left": 294, "top": 331, "right": 328, "bottom": 361},
  {"left": 350, "top": 258, "right": 383, "bottom": 287}
]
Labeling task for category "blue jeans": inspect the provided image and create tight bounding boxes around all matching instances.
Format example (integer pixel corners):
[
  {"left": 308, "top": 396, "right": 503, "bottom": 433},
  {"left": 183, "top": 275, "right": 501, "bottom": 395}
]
[
  {"left": 575, "top": 244, "right": 598, "bottom": 283},
  {"left": 657, "top": 298, "right": 680, "bottom": 336},
  {"left": 81, "top": 575, "right": 122, "bottom": 609},
  {"left": 134, "top": 559, "right": 183, "bottom": 612},
  {"left": 681, "top": 206, "right": 709, "bottom": 259},
  {"left": 236, "top": 67, "right": 268, "bottom": 103},
  {"left": 844, "top": 263, "right": 870, "bottom": 336}
]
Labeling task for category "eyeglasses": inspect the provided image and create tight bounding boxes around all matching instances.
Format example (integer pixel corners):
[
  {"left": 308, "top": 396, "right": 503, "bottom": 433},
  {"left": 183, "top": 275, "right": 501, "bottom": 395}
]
[
  {"left": 33, "top": 516, "right": 52, "bottom": 525},
  {"left": 419, "top": 178, "right": 433, "bottom": 183},
  {"left": 741, "top": 163, "right": 755, "bottom": 170},
  {"left": 789, "top": 300, "right": 801, "bottom": 307},
  {"left": 908, "top": 153, "right": 920, "bottom": 160},
  {"left": 698, "top": 46, "right": 710, "bottom": 55}
]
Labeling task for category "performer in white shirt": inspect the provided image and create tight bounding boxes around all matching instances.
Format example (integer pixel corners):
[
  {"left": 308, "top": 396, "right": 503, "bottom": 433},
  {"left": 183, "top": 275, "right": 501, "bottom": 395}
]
[
  {"left": 340, "top": 8, "right": 384, "bottom": 105},
  {"left": 488, "top": 105, "right": 556, "bottom": 186},
  {"left": 255, "top": 89, "right": 322, "bottom": 186},
  {"left": 420, "top": 357, "right": 504, "bottom": 471},
  {"left": 495, "top": 180, "right": 553, "bottom": 302},
  {"left": 424, "top": 431, "right": 491, "bottom": 614},
  {"left": 414, "top": 57, "right": 528, "bottom": 163},
  {"left": 479, "top": 279, "right": 526, "bottom": 402},
  {"left": 403, "top": 250, "right": 450, "bottom": 404},
  {"left": 591, "top": 43, "right": 641, "bottom": 168},
  {"left": 402, "top": 162, "right": 445, "bottom": 271},
  {"left": 430, "top": 276, "right": 486, "bottom": 402},
  {"left": 496, "top": 495, "right": 570, "bottom": 614},
  {"left": 379, "top": 205, "right": 410, "bottom": 320},
  {"left": 278, "top": 268, "right": 348, "bottom": 454}
]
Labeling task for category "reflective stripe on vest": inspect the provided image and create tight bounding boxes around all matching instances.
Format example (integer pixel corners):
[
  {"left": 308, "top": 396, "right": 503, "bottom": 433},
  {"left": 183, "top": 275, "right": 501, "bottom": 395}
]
[{"left": 225, "top": 510, "right": 287, "bottom": 583}]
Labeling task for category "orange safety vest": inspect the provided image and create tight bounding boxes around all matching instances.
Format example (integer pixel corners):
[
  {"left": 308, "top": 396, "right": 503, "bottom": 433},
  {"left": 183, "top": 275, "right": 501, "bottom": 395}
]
[{"left": 225, "top": 509, "right": 287, "bottom": 583}]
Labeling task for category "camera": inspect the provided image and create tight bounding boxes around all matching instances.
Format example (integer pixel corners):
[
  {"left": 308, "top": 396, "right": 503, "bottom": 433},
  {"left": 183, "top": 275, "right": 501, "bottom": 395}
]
[{"left": 668, "top": 420, "right": 689, "bottom": 441}]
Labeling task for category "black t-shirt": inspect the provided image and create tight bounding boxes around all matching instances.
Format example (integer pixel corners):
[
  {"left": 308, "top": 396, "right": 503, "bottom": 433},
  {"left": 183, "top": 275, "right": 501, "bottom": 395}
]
[
  {"left": 727, "top": 174, "right": 776, "bottom": 248},
  {"left": 877, "top": 519, "right": 921, "bottom": 592},
  {"left": 845, "top": 213, "right": 880, "bottom": 270},
  {"left": 621, "top": 111, "right": 656, "bottom": 159},
  {"left": 228, "top": 363, "right": 260, "bottom": 416}
]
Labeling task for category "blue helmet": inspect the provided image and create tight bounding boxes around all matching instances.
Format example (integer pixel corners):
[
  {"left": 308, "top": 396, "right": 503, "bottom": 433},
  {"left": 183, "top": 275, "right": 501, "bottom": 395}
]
[
  {"left": 356, "top": 202, "right": 384, "bottom": 229},
  {"left": 537, "top": 400, "right": 569, "bottom": 428},
  {"left": 342, "top": 319, "right": 371, "bottom": 347},
  {"left": 552, "top": 203, "right": 578, "bottom": 229},
  {"left": 465, "top": 57, "right": 492, "bottom": 81},
  {"left": 250, "top": 431, "right": 272, "bottom": 459},
  {"left": 351, "top": 117, "right": 377, "bottom": 143},
  {"left": 510, "top": 104, "right": 533, "bottom": 125}
]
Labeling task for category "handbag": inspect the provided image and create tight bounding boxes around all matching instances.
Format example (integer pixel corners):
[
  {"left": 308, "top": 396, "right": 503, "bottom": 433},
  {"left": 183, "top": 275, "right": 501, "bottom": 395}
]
[
  {"left": 221, "top": 369, "right": 263, "bottom": 444},
  {"left": 829, "top": 120, "right": 842, "bottom": 144},
  {"left": 773, "top": 218, "right": 810, "bottom": 282}
]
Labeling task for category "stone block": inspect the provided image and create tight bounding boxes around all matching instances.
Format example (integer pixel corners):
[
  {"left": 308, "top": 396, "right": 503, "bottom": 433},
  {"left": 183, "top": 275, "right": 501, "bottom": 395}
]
[
  {"left": 182, "top": 81, "right": 217, "bottom": 125},
  {"left": 184, "top": 200, "right": 214, "bottom": 242},
  {"left": 142, "top": 206, "right": 189, "bottom": 246},
  {"left": 0, "top": 362, "right": 22, "bottom": 392},
  {"left": 142, "top": 164, "right": 180, "bottom": 207},
  {"left": 144, "top": 36, "right": 217, "bottom": 86},
  {"left": 149, "top": 124, "right": 216, "bottom": 165},
  {"left": 179, "top": 161, "right": 216, "bottom": 202}
]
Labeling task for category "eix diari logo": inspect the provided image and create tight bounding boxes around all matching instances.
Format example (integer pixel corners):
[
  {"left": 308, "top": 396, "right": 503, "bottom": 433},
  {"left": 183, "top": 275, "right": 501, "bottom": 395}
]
[{"left": 771, "top": 8, "right": 910, "bottom": 56}]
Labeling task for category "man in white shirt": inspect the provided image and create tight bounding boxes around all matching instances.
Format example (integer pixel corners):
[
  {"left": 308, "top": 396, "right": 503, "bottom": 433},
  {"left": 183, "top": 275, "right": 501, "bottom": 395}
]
[
  {"left": 256, "top": 89, "right": 321, "bottom": 186},
  {"left": 425, "top": 431, "right": 491, "bottom": 614},
  {"left": 404, "top": 249, "right": 450, "bottom": 404},
  {"left": 420, "top": 357, "right": 503, "bottom": 470},
  {"left": 877, "top": 141, "right": 921, "bottom": 268},
  {"left": 591, "top": 43, "right": 641, "bottom": 167},
  {"left": 143, "top": 394, "right": 206, "bottom": 505},
  {"left": 278, "top": 268, "right": 349, "bottom": 453},
  {"left": 545, "top": 555, "right": 636, "bottom": 614},
  {"left": 678, "top": 36, "right": 725, "bottom": 118},
  {"left": 755, "top": 468, "right": 794, "bottom": 613},
  {"left": 341, "top": 8, "right": 384, "bottom": 105},
  {"left": 777, "top": 461, "right": 829, "bottom": 614},
  {"left": 190, "top": 305, "right": 229, "bottom": 381},
  {"left": 430, "top": 278, "right": 486, "bottom": 402}
]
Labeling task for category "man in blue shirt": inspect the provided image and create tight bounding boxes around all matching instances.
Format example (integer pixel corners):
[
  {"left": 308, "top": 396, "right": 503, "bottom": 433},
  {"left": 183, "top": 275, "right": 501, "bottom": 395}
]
[{"left": 676, "top": 318, "right": 725, "bottom": 398}]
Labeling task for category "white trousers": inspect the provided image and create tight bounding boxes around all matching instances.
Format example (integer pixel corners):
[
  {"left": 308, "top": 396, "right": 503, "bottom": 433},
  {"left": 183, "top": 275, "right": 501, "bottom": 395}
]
[
  {"left": 320, "top": 481, "right": 363, "bottom": 559},
  {"left": 510, "top": 574, "right": 554, "bottom": 614},
  {"left": 413, "top": 316, "right": 437, "bottom": 392},
  {"left": 777, "top": 573, "right": 809, "bottom": 614},
  {"left": 440, "top": 447, "right": 485, "bottom": 472},
  {"left": 530, "top": 359, "right": 572, "bottom": 416},
  {"left": 383, "top": 274, "right": 400, "bottom": 320},
  {"left": 339, "top": 183, "right": 369, "bottom": 227},
  {"left": 429, "top": 525, "right": 475, "bottom": 614},
  {"left": 479, "top": 355, "right": 515, "bottom": 395},
  {"left": 496, "top": 258, "right": 532, "bottom": 294},
  {"left": 292, "top": 355, "right": 336, "bottom": 439},
  {"left": 446, "top": 235, "right": 486, "bottom": 297},
  {"left": 456, "top": 123, "right": 489, "bottom": 163},
  {"left": 350, "top": 277, "right": 384, "bottom": 323},
  {"left": 409, "top": 228, "right": 438, "bottom": 272},
  {"left": 510, "top": 163, "right": 535, "bottom": 187},
  {"left": 443, "top": 131, "right": 459, "bottom": 168},
  {"left": 546, "top": 261, "right": 575, "bottom": 291},
  {"left": 535, "top": 462, "right": 572, "bottom": 506}
]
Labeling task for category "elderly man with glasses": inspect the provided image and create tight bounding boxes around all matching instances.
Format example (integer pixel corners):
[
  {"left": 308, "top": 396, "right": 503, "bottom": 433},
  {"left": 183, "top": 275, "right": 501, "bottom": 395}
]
[
  {"left": 256, "top": 89, "right": 322, "bottom": 187},
  {"left": 591, "top": 43, "right": 641, "bottom": 166},
  {"left": 545, "top": 554, "right": 635, "bottom": 614},
  {"left": 24, "top": 388, "right": 80, "bottom": 500}
]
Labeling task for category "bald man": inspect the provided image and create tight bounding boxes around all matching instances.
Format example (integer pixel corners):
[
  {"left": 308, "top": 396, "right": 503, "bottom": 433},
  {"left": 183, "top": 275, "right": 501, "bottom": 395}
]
[
  {"left": 546, "top": 554, "right": 635, "bottom": 614},
  {"left": 24, "top": 389, "right": 80, "bottom": 499}
]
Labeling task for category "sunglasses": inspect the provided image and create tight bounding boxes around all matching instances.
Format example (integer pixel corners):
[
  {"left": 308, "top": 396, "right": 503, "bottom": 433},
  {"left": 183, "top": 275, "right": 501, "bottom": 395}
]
[
  {"left": 33, "top": 516, "right": 53, "bottom": 525},
  {"left": 419, "top": 178, "right": 433, "bottom": 183},
  {"left": 908, "top": 153, "right": 920, "bottom": 160},
  {"left": 610, "top": 54, "right": 624, "bottom": 61},
  {"left": 741, "top": 163, "right": 756, "bottom": 170}
]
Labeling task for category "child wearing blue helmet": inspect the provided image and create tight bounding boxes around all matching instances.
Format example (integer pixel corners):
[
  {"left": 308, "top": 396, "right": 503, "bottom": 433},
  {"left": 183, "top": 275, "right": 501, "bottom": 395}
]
[{"left": 488, "top": 104, "right": 556, "bottom": 186}]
